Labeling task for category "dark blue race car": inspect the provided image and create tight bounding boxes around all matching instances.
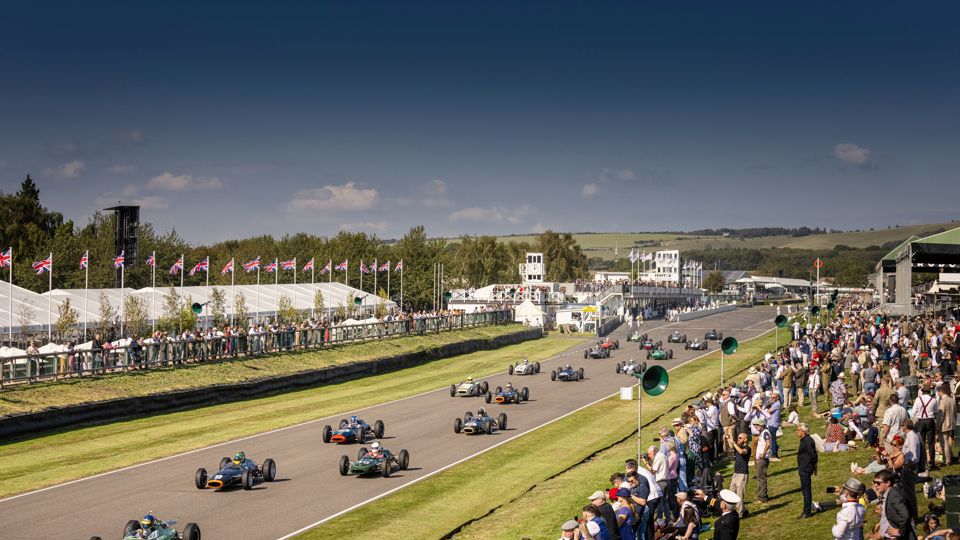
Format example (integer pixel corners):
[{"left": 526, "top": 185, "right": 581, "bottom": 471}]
[
  {"left": 485, "top": 384, "right": 529, "bottom": 404},
  {"left": 552, "top": 365, "right": 585, "bottom": 381},
  {"left": 323, "top": 416, "right": 385, "bottom": 444},
  {"left": 195, "top": 453, "right": 277, "bottom": 491}
]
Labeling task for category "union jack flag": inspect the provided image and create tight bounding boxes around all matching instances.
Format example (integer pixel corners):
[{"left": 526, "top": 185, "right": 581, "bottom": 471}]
[
  {"left": 394, "top": 260, "right": 403, "bottom": 272},
  {"left": 243, "top": 257, "right": 261, "bottom": 272},
  {"left": 360, "top": 260, "right": 371, "bottom": 274},
  {"left": 0, "top": 248, "right": 11, "bottom": 268},
  {"left": 33, "top": 254, "right": 52, "bottom": 274},
  {"left": 264, "top": 259, "right": 279, "bottom": 273},
  {"left": 189, "top": 257, "right": 209, "bottom": 276},
  {"left": 79, "top": 250, "right": 89, "bottom": 269},
  {"left": 280, "top": 258, "right": 297, "bottom": 271},
  {"left": 303, "top": 258, "right": 314, "bottom": 272},
  {"left": 114, "top": 251, "right": 125, "bottom": 269},
  {"left": 320, "top": 260, "right": 332, "bottom": 274},
  {"left": 170, "top": 256, "right": 184, "bottom": 275},
  {"left": 378, "top": 260, "right": 390, "bottom": 272},
  {"left": 146, "top": 253, "right": 156, "bottom": 267},
  {"left": 335, "top": 259, "right": 348, "bottom": 271},
  {"left": 221, "top": 258, "right": 235, "bottom": 274}
]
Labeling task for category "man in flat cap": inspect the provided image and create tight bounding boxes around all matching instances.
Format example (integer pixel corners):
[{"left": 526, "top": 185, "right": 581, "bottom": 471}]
[{"left": 831, "top": 478, "right": 866, "bottom": 540}]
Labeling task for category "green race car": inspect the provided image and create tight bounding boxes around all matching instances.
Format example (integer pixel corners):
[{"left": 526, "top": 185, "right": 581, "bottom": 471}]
[
  {"left": 646, "top": 347, "right": 674, "bottom": 360},
  {"left": 91, "top": 514, "right": 200, "bottom": 540},
  {"left": 338, "top": 444, "right": 410, "bottom": 478}
]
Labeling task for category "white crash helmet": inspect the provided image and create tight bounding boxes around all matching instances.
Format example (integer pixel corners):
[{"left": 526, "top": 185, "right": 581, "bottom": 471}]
[{"left": 371, "top": 442, "right": 381, "bottom": 451}]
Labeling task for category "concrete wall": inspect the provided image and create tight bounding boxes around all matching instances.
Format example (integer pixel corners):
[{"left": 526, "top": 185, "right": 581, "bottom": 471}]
[{"left": 677, "top": 305, "right": 737, "bottom": 321}]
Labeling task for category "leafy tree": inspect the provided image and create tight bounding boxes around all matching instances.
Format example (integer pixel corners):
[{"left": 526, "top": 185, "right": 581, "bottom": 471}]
[
  {"left": 276, "top": 294, "right": 301, "bottom": 323},
  {"left": 390, "top": 226, "right": 448, "bottom": 310},
  {"left": 97, "top": 291, "right": 117, "bottom": 336},
  {"left": 313, "top": 288, "right": 324, "bottom": 319},
  {"left": 703, "top": 271, "right": 725, "bottom": 293},
  {"left": 17, "top": 300, "right": 37, "bottom": 334},
  {"left": 233, "top": 291, "right": 248, "bottom": 326},
  {"left": 346, "top": 292, "right": 356, "bottom": 318},
  {"left": 210, "top": 287, "right": 227, "bottom": 327},
  {"left": 123, "top": 294, "right": 149, "bottom": 338},
  {"left": 55, "top": 298, "right": 79, "bottom": 340},
  {"left": 375, "top": 288, "right": 388, "bottom": 319}
]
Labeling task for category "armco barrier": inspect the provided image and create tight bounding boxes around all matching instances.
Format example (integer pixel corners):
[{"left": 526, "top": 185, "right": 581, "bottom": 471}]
[
  {"left": 676, "top": 305, "right": 737, "bottom": 322},
  {"left": 0, "top": 328, "right": 542, "bottom": 439}
]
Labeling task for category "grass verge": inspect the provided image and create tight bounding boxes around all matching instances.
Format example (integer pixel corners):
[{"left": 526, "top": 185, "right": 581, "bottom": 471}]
[
  {"left": 294, "top": 328, "right": 790, "bottom": 540},
  {"left": 0, "top": 333, "right": 581, "bottom": 499},
  {"left": 0, "top": 325, "right": 527, "bottom": 416}
]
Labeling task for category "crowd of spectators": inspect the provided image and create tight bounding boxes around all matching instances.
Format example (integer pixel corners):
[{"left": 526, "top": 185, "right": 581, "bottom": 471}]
[
  {"left": 561, "top": 301, "right": 960, "bottom": 540},
  {"left": 575, "top": 279, "right": 693, "bottom": 293}
]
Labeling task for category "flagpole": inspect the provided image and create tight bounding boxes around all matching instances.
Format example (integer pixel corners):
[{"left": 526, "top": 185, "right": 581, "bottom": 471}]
[
  {"left": 120, "top": 260, "right": 125, "bottom": 338},
  {"left": 387, "top": 262, "right": 391, "bottom": 301},
  {"left": 151, "top": 252, "right": 156, "bottom": 334},
  {"left": 205, "top": 258, "right": 210, "bottom": 330},
  {"left": 230, "top": 259, "right": 235, "bottom": 327},
  {"left": 47, "top": 253, "right": 53, "bottom": 341},
  {"left": 328, "top": 260, "right": 332, "bottom": 284},
  {"left": 256, "top": 266, "right": 261, "bottom": 324},
  {"left": 84, "top": 252, "right": 89, "bottom": 341},
  {"left": 344, "top": 260, "right": 347, "bottom": 286},
  {"left": 179, "top": 253, "right": 184, "bottom": 302},
  {"left": 359, "top": 260, "right": 363, "bottom": 293},
  {"left": 274, "top": 259, "right": 279, "bottom": 320},
  {"left": 374, "top": 259, "right": 378, "bottom": 296},
  {"left": 400, "top": 260, "right": 404, "bottom": 312},
  {"left": 7, "top": 247, "right": 12, "bottom": 343}
]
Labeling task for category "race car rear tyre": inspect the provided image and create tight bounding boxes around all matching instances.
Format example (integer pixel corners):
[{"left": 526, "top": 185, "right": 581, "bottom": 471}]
[
  {"left": 339, "top": 455, "right": 350, "bottom": 476},
  {"left": 242, "top": 468, "right": 254, "bottom": 490},
  {"left": 668, "top": 350, "right": 674, "bottom": 359},
  {"left": 579, "top": 367, "right": 586, "bottom": 380},
  {"left": 481, "top": 381, "right": 489, "bottom": 394},
  {"left": 183, "top": 523, "right": 201, "bottom": 540},
  {"left": 454, "top": 418, "right": 463, "bottom": 433},
  {"left": 514, "top": 393, "right": 521, "bottom": 404},
  {"left": 534, "top": 362, "right": 540, "bottom": 373},
  {"left": 486, "top": 419, "right": 494, "bottom": 434},
  {"left": 399, "top": 449, "right": 410, "bottom": 470},
  {"left": 521, "top": 387, "right": 529, "bottom": 401},
  {"left": 356, "top": 429, "right": 365, "bottom": 444},
  {"left": 322, "top": 425, "right": 332, "bottom": 443},
  {"left": 374, "top": 420, "right": 385, "bottom": 439},
  {"left": 498, "top": 413, "right": 508, "bottom": 430},
  {"left": 263, "top": 458, "right": 276, "bottom": 482},
  {"left": 616, "top": 363, "right": 621, "bottom": 374},
  {"left": 90, "top": 537, "right": 102, "bottom": 540},
  {"left": 685, "top": 343, "right": 689, "bottom": 350},
  {"left": 219, "top": 456, "right": 231, "bottom": 470},
  {"left": 551, "top": 370, "right": 557, "bottom": 381},
  {"left": 584, "top": 350, "right": 588, "bottom": 359},
  {"left": 358, "top": 447, "right": 369, "bottom": 460},
  {"left": 450, "top": 384, "right": 456, "bottom": 397},
  {"left": 508, "top": 364, "right": 514, "bottom": 375},
  {"left": 123, "top": 520, "right": 141, "bottom": 537},
  {"left": 195, "top": 467, "right": 208, "bottom": 489},
  {"left": 339, "top": 418, "right": 349, "bottom": 429},
  {"left": 485, "top": 392, "right": 492, "bottom": 403}
]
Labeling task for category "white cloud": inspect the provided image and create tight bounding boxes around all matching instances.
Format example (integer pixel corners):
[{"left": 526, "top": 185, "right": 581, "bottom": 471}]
[
  {"left": 449, "top": 204, "right": 534, "bottom": 225},
  {"left": 42, "top": 160, "right": 85, "bottom": 178},
  {"left": 147, "top": 171, "right": 224, "bottom": 191},
  {"left": 339, "top": 221, "right": 389, "bottom": 232},
  {"left": 288, "top": 182, "right": 379, "bottom": 212},
  {"left": 105, "top": 164, "right": 137, "bottom": 174},
  {"left": 425, "top": 179, "right": 448, "bottom": 195},
  {"left": 118, "top": 129, "right": 145, "bottom": 143},
  {"left": 396, "top": 179, "right": 454, "bottom": 208},
  {"left": 581, "top": 183, "right": 600, "bottom": 198},
  {"left": 834, "top": 143, "right": 870, "bottom": 166}
]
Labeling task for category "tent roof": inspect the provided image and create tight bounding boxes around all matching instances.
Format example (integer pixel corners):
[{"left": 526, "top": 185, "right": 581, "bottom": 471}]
[{"left": 515, "top": 299, "right": 544, "bottom": 317}]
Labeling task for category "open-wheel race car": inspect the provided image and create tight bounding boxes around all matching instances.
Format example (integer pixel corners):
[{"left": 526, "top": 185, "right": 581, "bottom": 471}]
[
  {"left": 627, "top": 331, "right": 648, "bottom": 342},
  {"left": 667, "top": 331, "right": 687, "bottom": 343},
  {"left": 195, "top": 451, "right": 276, "bottom": 491},
  {"left": 616, "top": 359, "right": 646, "bottom": 376},
  {"left": 485, "top": 383, "right": 529, "bottom": 404},
  {"left": 450, "top": 377, "right": 490, "bottom": 397},
  {"left": 704, "top": 329, "right": 723, "bottom": 341},
  {"left": 323, "top": 415, "right": 385, "bottom": 444},
  {"left": 92, "top": 513, "right": 200, "bottom": 540},
  {"left": 338, "top": 442, "right": 410, "bottom": 478},
  {"left": 584, "top": 345, "right": 611, "bottom": 359},
  {"left": 685, "top": 338, "right": 708, "bottom": 351},
  {"left": 552, "top": 364, "right": 585, "bottom": 381},
  {"left": 647, "top": 347, "right": 674, "bottom": 360},
  {"left": 454, "top": 408, "right": 507, "bottom": 435},
  {"left": 640, "top": 338, "right": 662, "bottom": 350},
  {"left": 508, "top": 357, "right": 540, "bottom": 375},
  {"left": 598, "top": 337, "right": 620, "bottom": 350}
]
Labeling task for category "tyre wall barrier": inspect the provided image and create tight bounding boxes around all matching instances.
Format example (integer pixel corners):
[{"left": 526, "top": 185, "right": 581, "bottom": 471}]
[{"left": 0, "top": 328, "right": 543, "bottom": 439}]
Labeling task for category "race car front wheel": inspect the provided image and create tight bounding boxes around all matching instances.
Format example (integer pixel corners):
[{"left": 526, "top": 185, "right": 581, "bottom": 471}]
[
  {"left": 195, "top": 468, "right": 208, "bottom": 489},
  {"left": 339, "top": 456, "right": 350, "bottom": 476},
  {"left": 263, "top": 459, "right": 277, "bottom": 482},
  {"left": 399, "top": 449, "right": 410, "bottom": 470},
  {"left": 183, "top": 523, "right": 201, "bottom": 540},
  {"left": 242, "top": 468, "right": 254, "bottom": 490},
  {"left": 374, "top": 420, "right": 385, "bottom": 439}
]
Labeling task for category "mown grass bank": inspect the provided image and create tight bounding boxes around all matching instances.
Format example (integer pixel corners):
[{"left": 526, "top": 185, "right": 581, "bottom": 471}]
[
  {"left": 295, "top": 328, "right": 788, "bottom": 540},
  {"left": 0, "top": 325, "right": 527, "bottom": 417},
  {"left": 0, "top": 333, "right": 581, "bottom": 499}
]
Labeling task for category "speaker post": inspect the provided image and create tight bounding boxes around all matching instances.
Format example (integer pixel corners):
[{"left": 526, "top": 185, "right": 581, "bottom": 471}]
[
  {"left": 720, "top": 337, "right": 739, "bottom": 386},
  {"left": 633, "top": 365, "right": 670, "bottom": 463}
]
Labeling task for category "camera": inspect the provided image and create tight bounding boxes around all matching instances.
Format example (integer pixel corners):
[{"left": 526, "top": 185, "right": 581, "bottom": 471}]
[{"left": 826, "top": 487, "right": 838, "bottom": 494}]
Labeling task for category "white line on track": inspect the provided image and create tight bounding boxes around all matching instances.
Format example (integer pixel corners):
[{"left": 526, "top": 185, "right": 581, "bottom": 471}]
[{"left": 274, "top": 325, "right": 776, "bottom": 540}]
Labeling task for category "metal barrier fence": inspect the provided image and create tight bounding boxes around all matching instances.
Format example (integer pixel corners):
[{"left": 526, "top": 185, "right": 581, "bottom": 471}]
[{"left": 0, "top": 310, "right": 514, "bottom": 386}]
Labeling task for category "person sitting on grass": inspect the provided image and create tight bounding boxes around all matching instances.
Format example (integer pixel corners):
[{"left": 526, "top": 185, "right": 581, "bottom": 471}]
[
  {"left": 851, "top": 434, "right": 906, "bottom": 475},
  {"left": 824, "top": 414, "right": 850, "bottom": 452}
]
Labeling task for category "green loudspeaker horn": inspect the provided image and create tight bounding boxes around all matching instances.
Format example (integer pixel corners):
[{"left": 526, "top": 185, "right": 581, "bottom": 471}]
[
  {"left": 191, "top": 302, "right": 203, "bottom": 314},
  {"left": 640, "top": 365, "right": 669, "bottom": 396},
  {"left": 827, "top": 302, "right": 836, "bottom": 311},
  {"left": 810, "top": 305, "right": 820, "bottom": 316},
  {"left": 774, "top": 314, "right": 788, "bottom": 328},
  {"left": 353, "top": 297, "right": 363, "bottom": 306},
  {"left": 721, "top": 336, "right": 738, "bottom": 355},
  {"left": 443, "top": 291, "right": 452, "bottom": 301}
]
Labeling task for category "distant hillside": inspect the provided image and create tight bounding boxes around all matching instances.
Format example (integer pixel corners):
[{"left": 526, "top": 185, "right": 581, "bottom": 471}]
[{"left": 486, "top": 221, "right": 959, "bottom": 260}]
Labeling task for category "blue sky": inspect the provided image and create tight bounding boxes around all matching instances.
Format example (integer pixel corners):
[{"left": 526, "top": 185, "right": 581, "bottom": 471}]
[{"left": 1, "top": 2, "right": 958, "bottom": 243}]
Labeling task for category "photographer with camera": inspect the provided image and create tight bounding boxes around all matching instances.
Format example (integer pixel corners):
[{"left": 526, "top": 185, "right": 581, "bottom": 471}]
[
  {"left": 831, "top": 478, "right": 866, "bottom": 540},
  {"left": 870, "top": 469, "right": 916, "bottom": 540}
]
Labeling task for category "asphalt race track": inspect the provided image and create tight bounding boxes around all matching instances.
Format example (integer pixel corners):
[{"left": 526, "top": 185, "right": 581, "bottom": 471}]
[{"left": 0, "top": 307, "right": 776, "bottom": 540}]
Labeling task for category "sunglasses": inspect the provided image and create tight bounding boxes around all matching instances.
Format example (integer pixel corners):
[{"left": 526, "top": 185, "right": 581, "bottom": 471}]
[{"left": 873, "top": 481, "right": 886, "bottom": 485}]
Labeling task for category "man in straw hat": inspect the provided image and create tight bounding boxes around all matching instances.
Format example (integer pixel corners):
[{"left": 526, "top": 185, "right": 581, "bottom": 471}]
[{"left": 831, "top": 478, "right": 866, "bottom": 540}]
